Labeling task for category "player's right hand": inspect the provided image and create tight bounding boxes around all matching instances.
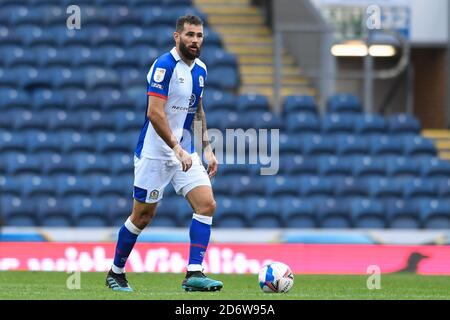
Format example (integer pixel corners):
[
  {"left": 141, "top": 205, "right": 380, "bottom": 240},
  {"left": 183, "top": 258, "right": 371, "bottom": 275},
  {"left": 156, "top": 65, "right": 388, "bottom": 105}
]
[{"left": 173, "top": 144, "right": 192, "bottom": 172}]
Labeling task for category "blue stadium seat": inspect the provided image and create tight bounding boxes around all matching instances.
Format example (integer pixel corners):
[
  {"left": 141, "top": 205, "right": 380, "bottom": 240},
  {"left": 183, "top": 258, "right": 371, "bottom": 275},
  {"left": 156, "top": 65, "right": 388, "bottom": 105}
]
[
  {"left": 210, "top": 176, "right": 235, "bottom": 196},
  {"left": 286, "top": 113, "right": 320, "bottom": 134},
  {"left": 35, "top": 46, "right": 72, "bottom": 67},
  {"left": 0, "top": 174, "right": 22, "bottom": 197},
  {"left": 61, "top": 89, "right": 98, "bottom": 110},
  {"left": 0, "top": 131, "right": 26, "bottom": 152},
  {"left": 232, "top": 176, "right": 266, "bottom": 196},
  {"left": 90, "top": 175, "right": 128, "bottom": 197},
  {"left": 36, "top": 196, "right": 73, "bottom": 227},
  {"left": 20, "top": 175, "right": 56, "bottom": 198},
  {"left": 351, "top": 199, "right": 385, "bottom": 228},
  {"left": 318, "top": 156, "right": 352, "bottom": 178},
  {"left": 386, "top": 156, "right": 421, "bottom": 178},
  {"left": 59, "top": 123, "right": 85, "bottom": 149},
  {"left": 299, "top": 176, "right": 334, "bottom": 198},
  {"left": 13, "top": 110, "right": 47, "bottom": 130},
  {"left": 385, "top": 199, "right": 421, "bottom": 229},
  {"left": 110, "top": 153, "right": 133, "bottom": 175},
  {"left": 119, "top": 68, "right": 146, "bottom": 89},
  {"left": 282, "top": 95, "right": 318, "bottom": 115},
  {"left": 354, "top": 113, "right": 387, "bottom": 135},
  {"left": 95, "top": 131, "right": 134, "bottom": 154},
  {"left": 280, "top": 197, "right": 316, "bottom": 228},
  {"left": 245, "top": 197, "right": 283, "bottom": 228},
  {"left": 0, "top": 196, "right": 36, "bottom": 226},
  {"left": 208, "top": 66, "right": 239, "bottom": 91},
  {"left": 55, "top": 174, "right": 91, "bottom": 197},
  {"left": 331, "top": 177, "right": 369, "bottom": 199},
  {"left": 99, "top": 90, "right": 137, "bottom": 111},
  {"left": 70, "top": 196, "right": 109, "bottom": 227},
  {"left": 25, "top": 130, "right": 61, "bottom": 153},
  {"left": 104, "top": 5, "right": 142, "bottom": 26},
  {"left": 5, "top": 152, "right": 41, "bottom": 175},
  {"left": 131, "top": 44, "right": 159, "bottom": 69},
  {"left": 436, "top": 179, "right": 450, "bottom": 197},
  {"left": 40, "top": 5, "right": 67, "bottom": 26},
  {"left": 39, "top": 152, "right": 76, "bottom": 175},
  {"left": 118, "top": 25, "right": 157, "bottom": 47},
  {"left": 202, "top": 48, "right": 236, "bottom": 68},
  {"left": 73, "top": 153, "right": 110, "bottom": 175},
  {"left": 15, "top": 24, "right": 56, "bottom": 46},
  {"left": 0, "top": 88, "right": 30, "bottom": 110},
  {"left": 421, "top": 158, "right": 450, "bottom": 178},
  {"left": 0, "top": 45, "right": 36, "bottom": 67},
  {"left": 0, "top": 26, "right": 21, "bottom": 45},
  {"left": 203, "top": 28, "right": 222, "bottom": 47},
  {"left": 54, "top": 27, "right": 91, "bottom": 46},
  {"left": 264, "top": 176, "right": 299, "bottom": 197},
  {"left": 32, "top": 89, "right": 64, "bottom": 110},
  {"left": 402, "top": 136, "right": 437, "bottom": 157},
  {"left": 68, "top": 46, "right": 105, "bottom": 67},
  {"left": 280, "top": 155, "right": 318, "bottom": 175},
  {"left": 352, "top": 156, "right": 386, "bottom": 179},
  {"left": 327, "top": 93, "right": 362, "bottom": 114},
  {"left": 301, "top": 134, "right": 336, "bottom": 156},
  {"left": 278, "top": 133, "right": 303, "bottom": 155},
  {"left": 202, "top": 89, "right": 237, "bottom": 113},
  {"left": 388, "top": 113, "right": 421, "bottom": 135},
  {"left": 81, "top": 111, "right": 116, "bottom": 131},
  {"left": 50, "top": 67, "right": 85, "bottom": 88},
  {"left": 214, "top": 196, "right": 247, "bottom": 228},
  {"left": 243, "top": 111, "right": 283, "bottom": 130},
  {"left": 104, "top": 196, "right": 132, "bottom": 227},
  {"left": 336, "top": 135, "right": 371, "bottom": 156},
  {"left": 0, "top": 68, "right": 19, "bottom": 87},
  {"left": 367, "top": 177, "right": 403, "bottom": 199},
  {"left": 84, "top": 67, "right": 120, "bottom": 89},
  {"left": 79, "top": 9, "right": 110, "bottom": 28},
  {"left": 402, "top": 178, "right": 436, "bottom": 199},
  {"left": 317, "top": 199, "right": 352, "bottom": 228},
  {"left": 321, "top": 113, "right": 356, "bottom": 134},
  {"left": 101, "top": 46, "right": 137, "bottom": 68},
  {"left": 419, "top": 199, "right": 450, "bottom": 229},
  {"left": 46, "top": 110, "right": 82, "bottom": 131},
  {"left": 370, "top": 135, "right": 404, "bottom": 156},
  {"left": 236, "top": 94, "right": 269, "bottom": 112}
]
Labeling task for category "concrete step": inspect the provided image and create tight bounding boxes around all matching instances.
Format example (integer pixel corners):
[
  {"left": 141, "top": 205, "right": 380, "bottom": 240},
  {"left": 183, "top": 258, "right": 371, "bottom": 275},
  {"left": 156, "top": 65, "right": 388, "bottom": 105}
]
[
  {"left": 207, "top": 15, "right": 264, "bottom": 25},
  {"left": 214, "top": 26, "right": 271, "bottom": 36},
  {"left": 237, "top": 55, "right": 296, "bottom": 65},
  {"left": 422, "top": 130, "right": 450, "bottom": 139},
  {"left": 200, "top": 6, "right": 260, "bottom": 15},
  {"left": 240, "top": 65, "right": 302, "bottom": 76},
  {"left": 436, "top": 140, "right": 450, "bottom": 150},
  {"left": 226, "top": 45, "right": 274, "bottom": 55},
  {"left": 242, "top": 75, "right": 309, "bottom": 86},
  {"left": 222, "top": 35, "right": 272, "bottom": 45},
  {"left": 196, "top": 0, "right": 250, "bottom": 5}
]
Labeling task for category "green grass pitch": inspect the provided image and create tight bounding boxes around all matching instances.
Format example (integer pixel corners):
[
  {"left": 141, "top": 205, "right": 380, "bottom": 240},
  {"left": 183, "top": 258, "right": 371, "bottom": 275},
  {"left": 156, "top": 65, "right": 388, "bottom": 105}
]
[{"left": 0, "top": 271, "right": 449, "bottom": 300}]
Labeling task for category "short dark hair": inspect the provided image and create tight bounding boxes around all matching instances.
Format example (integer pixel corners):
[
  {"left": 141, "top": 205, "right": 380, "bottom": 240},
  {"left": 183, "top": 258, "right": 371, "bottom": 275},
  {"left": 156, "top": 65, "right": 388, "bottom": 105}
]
[{"left": 176, "top": 15, "right": 203, "bottom": 33}]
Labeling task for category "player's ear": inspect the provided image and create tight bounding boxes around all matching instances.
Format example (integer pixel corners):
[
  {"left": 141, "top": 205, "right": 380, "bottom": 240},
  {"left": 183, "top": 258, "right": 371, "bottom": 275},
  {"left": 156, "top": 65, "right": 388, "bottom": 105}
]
[{"left": 173, "top": 31, "right": 179, "bottom": 43}]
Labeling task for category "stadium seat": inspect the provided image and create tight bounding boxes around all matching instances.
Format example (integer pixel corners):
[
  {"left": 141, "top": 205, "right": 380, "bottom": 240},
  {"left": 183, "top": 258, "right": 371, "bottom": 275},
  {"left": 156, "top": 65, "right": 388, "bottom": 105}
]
[
  {"left": 69, "top": 46, "right": 105, "bottom": 67},
  {"left": 354, "top": 113, "right": 387, "bottom": 135},
  {"left": 13, "top": 110, "right": 47, "bottom": 130},
  {"left": 39, "top": 152, "right": 75, "bottom": 175},
  {"left": 118, "top": 25, "right": 157, "bottom": 47},
  {"left": 280, "top": 197, "right": 316, "bottom": 228},
  {"left": 25, "top": 130, "right": 61, "bottom": 153},
  {"left": 421, "top": 158, "right": 450, "bottom": 178},
  {"left": 90, "top": 175, "right": 128, "bottom": 197},
  {"left": 0, "top": 174, "right": 22, "bottom": 197},
  {"left": 367, "top": 177, "right": 403, "bottom": 199},
  {"left": 243, "top": 111, "right": 283, "bottom": 130},
  {"left": 264, "top": 176, "right": 299, "bottom": 197},
  {"left": 202, "top": 48, "right": 237, "bottom": 69},
  {"left": 31, "top": 89, "right": 64, "bottom": 110},
  {"left": 352, "top": 156, "right": 386, "bottom": 179},
  {"left": 321, "top": 113, "right": 356, "bottom": 134},
  {"left": 299, "top": 176, "right": 334, "bottom": 198},
  {"left": 236, "top": 94, "right": 269, "bottom": 112},
  {"left": 0, "top": 131, "right": 27, "bottom": 152},
  {"left": 101, "top": 46, "right": 137, "bottom": 68},
  {"left": 84, "top": 67, "right": 120, "bottom": 89},
  {"left": 318, "top": 156, "right": 353, "bottom": 178},
  {"left": 105, "top": 5, "right": 142, "bottom": 26},
  {"left": 331, "top": 177, "right": 369, "bottom": 199},
  {"left": 388, "top": 113, "right": 421, "bottom": 135},
  {"left": 73, "top": 153, "right": 110, "bottom": 175},
  {"left": 282, "top": 95, "right": 318, "bottom": 115},
  {"left": 81, "top": 111, "right": 116, "bottom": 131},
  {"left": 35, "top": 196, "right": 73, "bottom": 227},
  {"left": 60, "top": 131, "right": 97, "bottom": 153},
  {"left": 110, "top": 153, "right": 133, "bottom": 175},
  {"left": 351, "top": 199, "right": 386, "bottom": 228},
  {"left": 210, "top": 176, "right": 235, "bottom": 196},
  {"left": 50, "top": 67, "right": 85, "bottom": 88},
  {"left": 385, "top": 199, "right": 421, "bottom": 229},
  {"left": 402, "top": 178, "right": 437, "bottom": 199},
  {"left": 0, "top": 26, "right": 21, "bottom": 46},
  {"left": 104, "top": 196, "right": 132, "bottom": 227},
  {"left": 232, "top": 176, "right": 266, "bottom": 197},
  {"left": 19, "top": 175, "right": 56, "bottom": 198},
  {"left": 95, "top": 131, "right": 134, "bottom": 154},
  {"left": 70, "top": 196, "right": 109, "bottom": 227},
  {"left": 1, "top": 45, "right": 36, "bottom": 67},
  {"left": 55, "top": 175, "right": 91, "bottom": 197},
  {"left": 245, "top": 197, "right": 283, "bottom": 228},
  {"left": 0, "top": 196, "right": 37, "bottom": 226},
  {"left": 16, "top": 24, "right": 56, "bottom": 46},
  {"left": 402, "top": 136, "right": 437, "bottom": 157},
  {"left": 436, "top": 179, "right": 450, "bottom": 197},
  {"left": 370, "top": 135, "right": 404, "bottom": 156},
  {"left": 0, "top": 88, "right": 30, "bottom": 110},
  {"left": 207, "top": 66, "right": 239, "bottom": 91},
  {"left": 278, "top": 133, "right": 303, "bottom": 155},
  {"left": 386, "top": 156, "right": 421, "bottom": 178},
  {"left": 202, "top": 89, "right": 237, "bottom": 113},
  {"left": 419, "top": 199, "right": 450, "bottom": 229},
  {"left": 100, "top": 91, "right": 137, "bottom": 112},
  {"left": 327, "top": 93, "right": 362, "bottom": 114},
  {"left": 286, "top": 113, "right": 320, "bottom": 134},
  {"left": 336, "top": 135, "right": 371, "bottom": 156},
  {"left": 5, "top": 152, "right": 42, "bottom": 175},
  {"left": 301, "top": 134, "right": 336, "bottom": 156},
  {"left": 280, "top": 155, "right": 318, "bottom": 175},
  {"left": 214, "top": 196, "right": 247, "bottom": 228},
  {"left": 35, "top": 46, "right": 72, "bottom": 68},
  {"left": 316, "top": 199, "right": 352, "bottom": 228}
]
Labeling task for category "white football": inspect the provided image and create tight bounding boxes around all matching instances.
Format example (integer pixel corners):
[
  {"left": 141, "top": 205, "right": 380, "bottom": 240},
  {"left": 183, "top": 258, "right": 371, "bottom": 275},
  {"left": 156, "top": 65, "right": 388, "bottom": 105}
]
[{"left": 258, "top": 262, "right": 294, "bottom": 293}]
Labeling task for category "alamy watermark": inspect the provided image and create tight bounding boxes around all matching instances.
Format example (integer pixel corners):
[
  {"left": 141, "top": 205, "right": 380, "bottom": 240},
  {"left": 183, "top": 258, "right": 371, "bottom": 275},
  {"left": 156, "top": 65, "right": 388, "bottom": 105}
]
[
  {"left": 366, "top": 265, "right": 381, "bottom": 290},
  {"left": 66, "top": 5, "right": 81, "bottom": 30},
  {"left": 366, "top": 5, "right": 382, "bottom": 30},
  {"left": 66, "top": 271, "right": 81, "bottom": 290}
]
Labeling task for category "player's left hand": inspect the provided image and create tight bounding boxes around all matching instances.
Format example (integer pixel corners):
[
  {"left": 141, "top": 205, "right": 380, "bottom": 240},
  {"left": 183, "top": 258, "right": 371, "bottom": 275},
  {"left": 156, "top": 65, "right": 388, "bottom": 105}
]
[{"left": 205, "top": 151, "right": 218, "bottom": 178}]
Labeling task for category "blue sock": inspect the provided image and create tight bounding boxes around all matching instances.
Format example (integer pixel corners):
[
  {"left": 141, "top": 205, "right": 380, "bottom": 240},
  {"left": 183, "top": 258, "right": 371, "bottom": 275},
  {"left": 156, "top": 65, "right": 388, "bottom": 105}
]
[
  {"left": 188, "top": 213, "right": 212, "bottom": 271},
  {"left": 112, "top": 218, "right": 141, "bottom": 273}
]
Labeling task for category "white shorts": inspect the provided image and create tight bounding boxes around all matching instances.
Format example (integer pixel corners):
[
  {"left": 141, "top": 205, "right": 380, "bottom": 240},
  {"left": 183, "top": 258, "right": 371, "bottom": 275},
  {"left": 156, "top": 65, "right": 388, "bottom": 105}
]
[{"left": 133, "top": 152, "right": 211, "bottom": 203}]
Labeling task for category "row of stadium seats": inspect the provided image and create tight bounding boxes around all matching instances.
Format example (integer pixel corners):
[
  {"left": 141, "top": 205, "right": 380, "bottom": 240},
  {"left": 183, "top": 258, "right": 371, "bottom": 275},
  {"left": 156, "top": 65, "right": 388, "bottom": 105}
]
[
  {"left": 1, "top": 195, "right": 449, "bottom": 229},
  {"left": 2, "top": 173, "right": 450, "bottom": 199}
]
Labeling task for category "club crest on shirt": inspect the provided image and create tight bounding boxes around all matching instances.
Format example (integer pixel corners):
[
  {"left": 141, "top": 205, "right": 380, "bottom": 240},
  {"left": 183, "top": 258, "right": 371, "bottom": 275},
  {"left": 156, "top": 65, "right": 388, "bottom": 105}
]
[
  {"left": 189, "top": 94, "right": 196, "bottom": 107},
  {"left": 153, "top": 68, "right": 166, "bottom": 83},
  {"left": 199, "top": 75, "right": 204, "bottom": 87}
]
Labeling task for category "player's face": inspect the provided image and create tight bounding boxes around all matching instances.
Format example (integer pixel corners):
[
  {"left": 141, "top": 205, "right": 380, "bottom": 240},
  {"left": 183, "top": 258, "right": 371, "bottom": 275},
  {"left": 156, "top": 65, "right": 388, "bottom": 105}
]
[{"left": 175, "top": 23, "right": 203, "bottom": 60}]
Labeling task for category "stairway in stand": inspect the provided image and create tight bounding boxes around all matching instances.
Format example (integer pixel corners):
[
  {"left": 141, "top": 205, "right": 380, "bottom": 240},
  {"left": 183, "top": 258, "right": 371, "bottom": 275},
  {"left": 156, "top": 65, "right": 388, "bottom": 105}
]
[
  {"left": 194, "top": 0, "right": 316, "bottom": 105},
  {"left": 422, "top": 129, "right": 450, "bottom": 161}
]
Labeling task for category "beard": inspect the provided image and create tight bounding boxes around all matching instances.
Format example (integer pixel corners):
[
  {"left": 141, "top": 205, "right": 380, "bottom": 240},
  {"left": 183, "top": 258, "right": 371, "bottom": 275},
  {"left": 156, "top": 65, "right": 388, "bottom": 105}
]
[{"left": 179, "top": 40, "right": 201, "bottom": 60}]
